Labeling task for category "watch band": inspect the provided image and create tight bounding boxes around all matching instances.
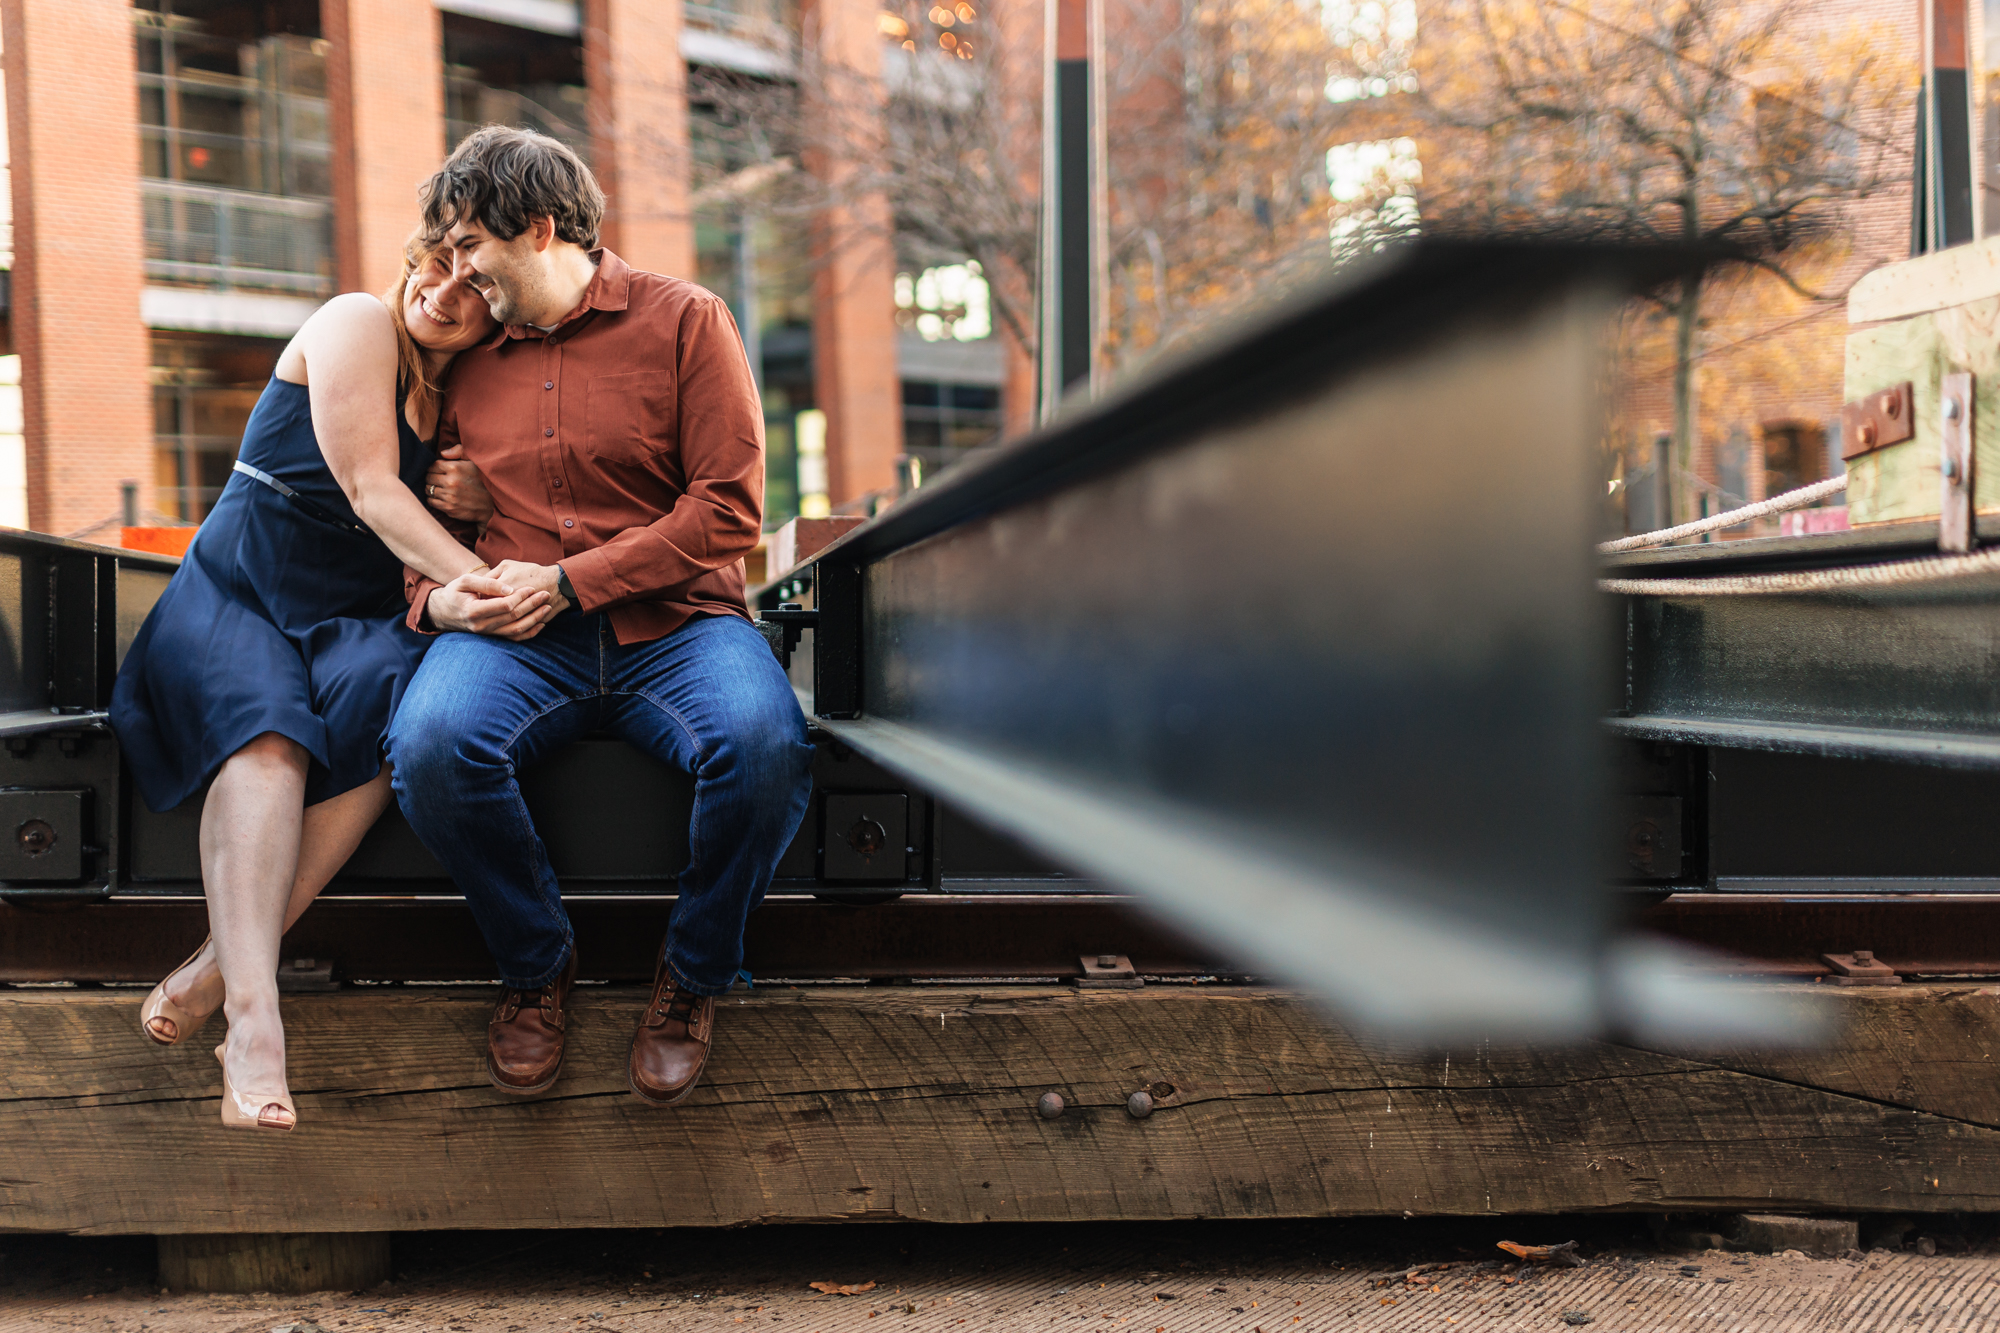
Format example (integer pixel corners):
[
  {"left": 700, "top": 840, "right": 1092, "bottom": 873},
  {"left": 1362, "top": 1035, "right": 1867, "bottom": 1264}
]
[{"left": 556, "top": 564, "right": 578, "bottom": 607}]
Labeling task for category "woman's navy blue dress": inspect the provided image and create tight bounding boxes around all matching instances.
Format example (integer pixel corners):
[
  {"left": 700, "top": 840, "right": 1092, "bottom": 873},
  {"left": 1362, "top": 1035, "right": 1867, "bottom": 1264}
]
[{"left": 111, "top": 376, "right": 434, "bottom": 813}]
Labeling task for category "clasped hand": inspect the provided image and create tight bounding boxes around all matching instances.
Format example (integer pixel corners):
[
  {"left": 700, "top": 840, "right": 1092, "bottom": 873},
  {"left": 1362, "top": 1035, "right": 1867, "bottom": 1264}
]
[{"left": 426, "top": 559, "right": 570, "bottom": 641}]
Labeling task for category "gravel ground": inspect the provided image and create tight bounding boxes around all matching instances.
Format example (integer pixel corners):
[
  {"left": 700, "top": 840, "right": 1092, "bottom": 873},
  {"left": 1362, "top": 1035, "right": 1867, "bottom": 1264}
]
[{"left": 5, "top": 1217, "right": 2000, "bottom": 1333}]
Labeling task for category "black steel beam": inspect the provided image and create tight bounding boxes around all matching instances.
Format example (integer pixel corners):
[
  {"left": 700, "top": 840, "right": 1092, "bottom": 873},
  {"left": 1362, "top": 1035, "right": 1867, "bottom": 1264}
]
[
  {"left": 1605, "top": 521, "right": 2000, "bottom": 767},
  {"left": 0, "top": 894, "right": 1227, "bottom": 984}
]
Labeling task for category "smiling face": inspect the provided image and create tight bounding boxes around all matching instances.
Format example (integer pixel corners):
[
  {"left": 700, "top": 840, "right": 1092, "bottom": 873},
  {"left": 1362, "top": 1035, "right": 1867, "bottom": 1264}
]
[
  {"left": 444, "top": 213, "right": 557, "bottom": 327},
  {"left": 400, "top": 249, "right": 496, "bottom": 353}
]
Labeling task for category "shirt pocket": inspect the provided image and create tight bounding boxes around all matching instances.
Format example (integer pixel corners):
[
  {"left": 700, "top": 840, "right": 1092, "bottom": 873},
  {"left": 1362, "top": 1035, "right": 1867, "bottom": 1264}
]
[{"left": 584, "top": 370, "right": 675, "bottom": 463}]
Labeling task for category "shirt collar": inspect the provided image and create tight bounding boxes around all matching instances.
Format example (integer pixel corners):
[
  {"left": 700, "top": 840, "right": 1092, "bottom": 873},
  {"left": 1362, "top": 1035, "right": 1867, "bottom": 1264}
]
[{"left": 484, "top": 248, "right": 631, "bottom": 348}]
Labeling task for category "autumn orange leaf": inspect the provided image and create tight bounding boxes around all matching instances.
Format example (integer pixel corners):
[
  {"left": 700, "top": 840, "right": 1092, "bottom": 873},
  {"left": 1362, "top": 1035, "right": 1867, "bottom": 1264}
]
[{"left": 809, "top": 1281, "right": 878, "bottom": 1296}]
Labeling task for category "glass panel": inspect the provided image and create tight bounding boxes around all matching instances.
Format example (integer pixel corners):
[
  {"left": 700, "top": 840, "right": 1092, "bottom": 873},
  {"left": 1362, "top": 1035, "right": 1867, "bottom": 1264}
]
[
  {"left": 442, "top": 13, "right": 590, "bottom": 161},
  {"left": 151, "top": 332, "right": 283, "bottom": 523}
]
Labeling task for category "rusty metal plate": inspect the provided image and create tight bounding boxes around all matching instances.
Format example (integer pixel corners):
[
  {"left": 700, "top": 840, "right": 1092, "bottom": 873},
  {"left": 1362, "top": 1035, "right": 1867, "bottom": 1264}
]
[{"left": 1841, "top": 381, "right": 1915, "bottom": 459}]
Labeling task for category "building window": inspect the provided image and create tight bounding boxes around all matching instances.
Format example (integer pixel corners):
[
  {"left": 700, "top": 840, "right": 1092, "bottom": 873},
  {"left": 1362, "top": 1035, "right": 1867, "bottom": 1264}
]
[
  {"left": 1326, "top": 137, "right": 1421, "bottom": 255},
  {"left": 900, "top": 379, "right": 1001, "bottom": 478},
  {"left": 894, "top": 263, "right": 992, "bottom": 342},
  {"left": 1761, "top": 420, "right": 1831, "bottom": 496},
  {"left": 443, "top": 12, "right": 591, "bottom": 161},
  {"left": 135, "top": 1, "right": 333, "bottom": 295},
  {"left": 151, "top": 332, "right": 283, "bottom": 524}
]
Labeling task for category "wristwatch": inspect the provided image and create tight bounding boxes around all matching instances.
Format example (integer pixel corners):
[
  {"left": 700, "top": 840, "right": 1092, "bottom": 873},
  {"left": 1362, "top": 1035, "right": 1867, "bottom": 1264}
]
[{"left": 555, "top": 564, "right": 578, "bottom": 607}]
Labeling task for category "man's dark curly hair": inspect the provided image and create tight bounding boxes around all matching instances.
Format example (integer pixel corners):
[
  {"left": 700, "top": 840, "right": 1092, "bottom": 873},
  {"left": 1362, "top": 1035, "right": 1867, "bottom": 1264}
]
[{"left": 420, "top": 125, "right": 605, "bottom": 249}]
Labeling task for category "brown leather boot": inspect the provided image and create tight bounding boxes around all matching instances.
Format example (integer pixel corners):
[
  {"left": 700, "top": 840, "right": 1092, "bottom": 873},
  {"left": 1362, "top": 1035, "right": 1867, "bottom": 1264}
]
[
  {"left": 486, "top": 948, "right": 576, "bottom": 1096},
  {"left": 628, "top": 957, "right": 714, "bottom": 1107}
]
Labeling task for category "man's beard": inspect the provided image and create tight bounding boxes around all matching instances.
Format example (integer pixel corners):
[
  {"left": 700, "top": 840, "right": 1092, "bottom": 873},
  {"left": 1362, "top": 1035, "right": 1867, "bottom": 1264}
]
[
  {"left": 479, "top": 267, "right": 541, "bottom": 326},
  {"left": 481, "top": 277, "right": 525, "bottom": 325}
]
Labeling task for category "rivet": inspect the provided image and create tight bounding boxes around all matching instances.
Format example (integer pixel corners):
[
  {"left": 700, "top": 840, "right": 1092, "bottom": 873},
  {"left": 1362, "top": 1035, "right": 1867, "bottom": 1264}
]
[
  {"left": 1037, "top": 1092, "right": 1065, "bottom": 1119},
  {"left": 1858, "top": 421, "right": 1878, "bottom": 448},
  {"left": 1127, "top": 1090, "right": 1154, "bottom": 1119},
  {"left": 1883, "top": 392, "right": 1901, "bottom": 417},
  {"left": 1945, "top": 397, "right": 1963, "bottom": 422}
]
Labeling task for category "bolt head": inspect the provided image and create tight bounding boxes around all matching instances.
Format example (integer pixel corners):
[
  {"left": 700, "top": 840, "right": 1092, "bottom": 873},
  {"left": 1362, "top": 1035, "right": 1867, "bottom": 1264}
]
[
  {"left": 1038, "top": 1092, "right": 1065, "bottom": 1119},
  {"left": 1853, "top": 950, "right": 1875, "bottom": 966},
  {"left": 1946, "top": 397, "right": 1964, "bottom": 422},
  {"left": 1097, "top": 953, "right": 1117, "bottom": 968},
  {"left": 1127, "top": 1090, "right": 1154, "bottom": 1119},
  {"left": 1882, "top": 392, "right": 1901, "bottom": 417},
  {"left": 1858, "top": 421, "right": 1878, "bottom": 447}
]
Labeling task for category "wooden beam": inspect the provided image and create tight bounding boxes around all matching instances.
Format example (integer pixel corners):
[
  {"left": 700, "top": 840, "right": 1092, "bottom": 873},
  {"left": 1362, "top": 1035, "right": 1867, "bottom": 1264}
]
[
  {"left": 5, "top": 984, "right": 2000, "bottom": 1234},
  {"left": 157, "top": 1232, "right": 389, "bottom": 1294}
]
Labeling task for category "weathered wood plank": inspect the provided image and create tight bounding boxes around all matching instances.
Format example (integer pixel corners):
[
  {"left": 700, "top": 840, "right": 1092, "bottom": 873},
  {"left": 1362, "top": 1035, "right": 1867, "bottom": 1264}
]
[
  {"left": 1849, "top": 235, "right": 2000, "bottom": 324},
  {"left": 1844, "top": 294, "right": 2000, "bottom": 525},
  {"left": 4, "top": 984, "right": 2000, "bottom": 1233}
]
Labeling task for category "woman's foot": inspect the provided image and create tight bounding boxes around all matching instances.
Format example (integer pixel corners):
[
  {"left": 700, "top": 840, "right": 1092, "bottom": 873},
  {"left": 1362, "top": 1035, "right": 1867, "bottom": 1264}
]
[
  {"left": 214, "top": 1008, "right": 296, "bottom": 1132},
  {"left": 140, "top": 938, "right": 225, "bottom": 1046}
]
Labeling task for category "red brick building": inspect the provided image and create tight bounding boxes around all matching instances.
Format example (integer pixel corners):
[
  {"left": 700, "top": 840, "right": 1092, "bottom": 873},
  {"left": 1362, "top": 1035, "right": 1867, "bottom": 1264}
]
[{"left": 0, "top": 0, "right": 962, "bottom": 541}]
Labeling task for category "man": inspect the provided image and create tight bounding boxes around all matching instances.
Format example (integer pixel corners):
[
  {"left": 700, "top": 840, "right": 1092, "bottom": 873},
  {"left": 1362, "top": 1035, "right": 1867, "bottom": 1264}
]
[{"left": 388, "top": 126, "right": 815, "bottom": 1106}]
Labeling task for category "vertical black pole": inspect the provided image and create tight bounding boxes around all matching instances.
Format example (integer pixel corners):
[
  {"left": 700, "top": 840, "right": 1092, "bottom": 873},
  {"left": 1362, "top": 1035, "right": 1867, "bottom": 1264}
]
[
  {"left": 1917, "top": 0, "right": 1975, "bottom": 253},
  {"left": 1041, "top": 0, "right": 1093, "bottom": 414},
  {"left": 1056, "top": 57, "right": 1091, "bottom": 393}
]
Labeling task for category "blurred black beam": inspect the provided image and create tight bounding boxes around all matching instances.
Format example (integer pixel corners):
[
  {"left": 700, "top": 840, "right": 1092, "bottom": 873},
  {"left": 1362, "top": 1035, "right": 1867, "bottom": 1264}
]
[{"left": 789, "top": 241, "right": 1776, "bottom": 1042}]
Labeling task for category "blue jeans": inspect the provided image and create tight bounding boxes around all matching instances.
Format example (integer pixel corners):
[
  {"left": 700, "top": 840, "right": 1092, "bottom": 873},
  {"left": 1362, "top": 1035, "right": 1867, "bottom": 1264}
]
[{"left": 387, "top": 611, "right": 814, "bottom": 994}]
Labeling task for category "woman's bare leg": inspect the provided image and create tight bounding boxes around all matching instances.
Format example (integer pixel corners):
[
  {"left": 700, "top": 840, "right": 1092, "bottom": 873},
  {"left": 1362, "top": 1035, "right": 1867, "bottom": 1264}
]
[
  {"left": 165, "top": 766, "right": 394, "bottom": 1014},
  {"left": 203, "top": 732, "right": 310, "bottom": 1112}
]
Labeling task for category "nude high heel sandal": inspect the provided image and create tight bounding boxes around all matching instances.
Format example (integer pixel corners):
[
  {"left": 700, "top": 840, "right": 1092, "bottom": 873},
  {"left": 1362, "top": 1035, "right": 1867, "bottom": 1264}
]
[
  {"left": 139, "top": 938, "right": 222, "bottom": 1047},
  {"left": 215, "top": 1045, "right": 297, "bottom": 1132}
]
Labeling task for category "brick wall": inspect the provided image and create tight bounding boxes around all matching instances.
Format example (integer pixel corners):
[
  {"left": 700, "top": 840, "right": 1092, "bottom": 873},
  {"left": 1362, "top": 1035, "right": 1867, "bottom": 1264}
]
[
  {"left": 1608, "top": 0, "right": 1920, "bottom": 520},
  {"left": 2, "top": 0, "right": 151, "bottom": 539},
  {"left": 585, "top": 0, "right": 694, "bottom": 279},
  {"left": 804, "top": 0, "right": 904, "bottom": 506},
  {"left": 325, "top": 0, "right": 447, "bottom": 296}
]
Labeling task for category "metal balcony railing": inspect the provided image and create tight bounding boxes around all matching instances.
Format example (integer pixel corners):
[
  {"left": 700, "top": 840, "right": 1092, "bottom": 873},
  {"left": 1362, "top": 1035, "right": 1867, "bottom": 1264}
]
[
  {"left": 141, "top": 181, "right": 334, "bottom": 296},
  {"left": 683, "top": 0, "right": 798, "bottom": 55}
]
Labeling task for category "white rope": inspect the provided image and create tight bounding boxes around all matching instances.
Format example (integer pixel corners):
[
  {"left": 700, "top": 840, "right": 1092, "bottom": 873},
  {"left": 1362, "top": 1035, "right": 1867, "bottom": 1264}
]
[
  {"left": 1600, "top": 544, "right": 2000, "bottom": 597},
  {"left": 1597, "top": 474, "right": 1850, "bottom": 553}
]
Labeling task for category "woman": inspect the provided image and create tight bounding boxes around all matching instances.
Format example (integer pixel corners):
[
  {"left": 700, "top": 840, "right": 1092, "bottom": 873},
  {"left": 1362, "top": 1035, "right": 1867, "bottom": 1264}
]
[{"left": 111, "top": 240, "right": 553, "bottom": 1132}]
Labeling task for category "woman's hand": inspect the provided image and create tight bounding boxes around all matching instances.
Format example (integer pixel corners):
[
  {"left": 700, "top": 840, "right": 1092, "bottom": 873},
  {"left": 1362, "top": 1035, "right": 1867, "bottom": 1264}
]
[{"left": 425, "top": 445, "right": 495, "bottom": 525}]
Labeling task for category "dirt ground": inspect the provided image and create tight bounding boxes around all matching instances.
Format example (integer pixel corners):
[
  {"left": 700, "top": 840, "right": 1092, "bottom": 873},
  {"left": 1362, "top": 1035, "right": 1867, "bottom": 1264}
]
[{"left": 4, "top": 1216, "right": 1999, "bottom": 1333}]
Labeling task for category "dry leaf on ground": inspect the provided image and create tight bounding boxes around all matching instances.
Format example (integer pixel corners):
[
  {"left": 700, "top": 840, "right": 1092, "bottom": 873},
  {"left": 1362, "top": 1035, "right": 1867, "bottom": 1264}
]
[{"left": 809, "top": 1281, "right": 878, "bottom": 1296}]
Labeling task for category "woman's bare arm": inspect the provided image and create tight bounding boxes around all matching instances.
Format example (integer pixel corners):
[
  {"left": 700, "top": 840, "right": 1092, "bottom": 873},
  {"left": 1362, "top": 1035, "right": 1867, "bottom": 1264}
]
[{"left": 290, "top": 295, "right": 551, "bottom": 638}]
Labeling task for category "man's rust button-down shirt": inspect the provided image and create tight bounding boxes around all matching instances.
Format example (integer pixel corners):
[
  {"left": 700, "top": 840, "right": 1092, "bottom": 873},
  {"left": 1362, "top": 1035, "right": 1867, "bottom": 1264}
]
[{"left": 403, "top": 249, "right": 764, "bottom": 645}]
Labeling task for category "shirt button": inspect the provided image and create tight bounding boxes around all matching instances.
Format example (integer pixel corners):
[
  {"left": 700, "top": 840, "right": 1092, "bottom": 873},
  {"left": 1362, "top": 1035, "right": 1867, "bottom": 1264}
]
[
  {"left": 544, "top": 382, "right": 554, "bottom": 390},
  {"left": 564, "top": 519, "right": 575, "bottom": 528},
  {"left": 553, "top": 479, "right": 563, "bottom": 488},
  {"left": 543, "top": 428, "right": 554, "bottom": 437}
]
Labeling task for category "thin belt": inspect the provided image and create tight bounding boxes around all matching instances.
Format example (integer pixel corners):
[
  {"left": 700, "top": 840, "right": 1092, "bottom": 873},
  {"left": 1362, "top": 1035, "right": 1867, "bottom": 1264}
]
[{"left": 232, "top": 460, "right": 371, "bottom": 536}]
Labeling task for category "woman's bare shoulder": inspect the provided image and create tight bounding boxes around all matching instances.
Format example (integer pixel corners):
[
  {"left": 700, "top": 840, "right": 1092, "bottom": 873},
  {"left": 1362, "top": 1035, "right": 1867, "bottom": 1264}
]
[{"left": 282, "top": 294, "right": 397, "bottom": 385}]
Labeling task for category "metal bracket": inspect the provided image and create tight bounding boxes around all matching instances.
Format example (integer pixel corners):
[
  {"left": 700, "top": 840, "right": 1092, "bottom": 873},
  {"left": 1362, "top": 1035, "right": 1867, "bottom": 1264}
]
[
  {"left": 1077, "top": 953, "right": 1143, "bottom": 989},
  {"left": 275, "top": 957, "right": 337, "bottom": 992},
  {"left": 1841, "top": 381, "right": 1916, "bottom": 459},
  {"left": 757, "top": 602, "right": 818, "bottom": 671},
  {"left": 1821, "top": 949, "right": 1903, "bottom": 986},
  {"left": 1941, "top": 371, "right": 1975, "bottom": 553}
]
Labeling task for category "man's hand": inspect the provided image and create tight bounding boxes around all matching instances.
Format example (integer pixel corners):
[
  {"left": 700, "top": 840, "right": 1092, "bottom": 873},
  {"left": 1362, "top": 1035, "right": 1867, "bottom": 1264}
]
[
  {"left": 425, "top": 570, "right": 555, "bottom": 640},
  {"left": 424, "top": 445, "right": 496, "bottom": 525},
  {"left": 489, "top": 559, "right": 571, "bottom": 615}
]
